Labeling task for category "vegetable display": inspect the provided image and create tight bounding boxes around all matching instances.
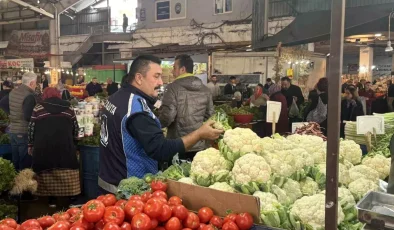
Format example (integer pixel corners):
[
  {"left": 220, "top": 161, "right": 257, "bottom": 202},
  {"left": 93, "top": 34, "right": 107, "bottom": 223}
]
[{"left": 0, "top": 158, "right": 17, "bottom": 192}]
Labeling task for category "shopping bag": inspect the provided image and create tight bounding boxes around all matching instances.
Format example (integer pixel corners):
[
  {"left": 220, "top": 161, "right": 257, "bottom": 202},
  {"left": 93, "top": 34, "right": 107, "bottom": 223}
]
[{"left": 288, "top": 98, "right": 300, "bottom": 118}]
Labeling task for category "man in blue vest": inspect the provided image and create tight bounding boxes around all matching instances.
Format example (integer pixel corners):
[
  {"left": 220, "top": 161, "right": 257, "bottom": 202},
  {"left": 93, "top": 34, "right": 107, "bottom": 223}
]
[{"left": 98, "top": 55, "right": 222, "bottom": 194}]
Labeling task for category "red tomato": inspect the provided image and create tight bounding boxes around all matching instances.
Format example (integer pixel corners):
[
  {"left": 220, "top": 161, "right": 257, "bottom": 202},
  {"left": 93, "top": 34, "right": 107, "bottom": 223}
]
[
  {"left": 24, "top": 227, "right": 42, "bottom": 230},
  {"left": 70, "top": 227, "right": 85, "bottom": 230},
  {"left": 37, "top": 216, "right": 56, "bottom": 228},
  {"left": 209, "top": 216, "right": 223, "bottom": 229},
  {"left": 0, "top": 218, "right": 18, "bottom": 229},
  {"left": 67, "top": 208, "right": 81, "bottom": 217},
  {"left": 157, "top": 204, "right": 172, "bottom": 222},
  {"left": 172, "top": 205, "right": 188, "bottom": 221},
  {"left": 131, "top": 213, "right": 151, "bottom": 230},
  {"left": 201, "top": 225, "right": 215, "bottom": 230},
  {"left": 150, "top": 180, "right": 168, "bottom": 192},
  {"left": 196, "top": 224, "right": 206, "bottom": 230},
  {"left": 102, "top": 194, "right": 117, "bottom": 207},
  {"left": 147, "top": 197, "right": 166, "bottom": 205},
  {"left": 235, "top": 213, "right": 253, "bottom": 230},
  {"left": 128, "top": 196, "right": 142, "bottom": 201},
  {"left": 183, "top": 213, "right": 200, "bottom": 230},
  {"left": 223, "top": 214, "right": 237, "bottom": 224},
  {"left": 53, "top": 212, "right": 71, "bottom": 222},
  {"left": 103, "top": 223, "right": 120, "bottom": 230},
  {"left": 72, "top": 218, "right": 94, "bottom": 230},
  {"left": 143, "top": 202, "right": 163, "bottom": 219},
  {"left": 103, "top": 206, "right": 125, "bottom": 225},
  {"left": 197, "top": 208, "right": 213, "bottom": 224},
  {"left": 165, "top": 217, "right": 181, "bottom": 230},
  {"left": 150, "top": 219, "right": 158, "bottom": 229},
  {"left": 182, "top": 229, "right": 193, "bottom": 230},
  {"left": 20, "top": 220, "right": 41, "bottom": 230},
  {"left": 222, "top": 221, "right": 239, "bottom": 230},
  {"left": 119, "top": 223, "right": 131, "bottom": 230},
  {"left": 124, "top": 200, "right": 145, "bottom": 220},
  {"left": 154, "top": 228, "right": 165, "bottom": 230},
  {"left": 115, "top": 200, "right": 127, "bottom": 210},
  {"left": 152, "top": 191, "right": 167, "bottom": 200},
  {"left": 0, "top": 225, "right": 15, "bottom": 230},
  {"left": 94, "top": 221, "right": 105, "bottom": 230},
  {"left": 141, "top": 192, "right": 151, "bottom": 203},
  {"left": 168, "top": 196, "right": 182, "bottom": 206},
  {"left": 97, "top": 196, "right": 105, "bottom": 201},
  {"left": 48, "top": 221, "right": 70, "bottom": 230},
  {"left": 82, "top": 200, "right": 106, "bottom": 223}
]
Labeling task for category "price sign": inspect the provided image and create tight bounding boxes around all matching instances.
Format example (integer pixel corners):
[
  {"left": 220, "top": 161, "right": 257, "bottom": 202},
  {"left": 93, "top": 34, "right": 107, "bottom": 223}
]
[
  {"left": 266, "top": 101, "right": 281, "bottom": 123},
  {"left": 356, "top": 116, "right": 384, "bottom": 135}
]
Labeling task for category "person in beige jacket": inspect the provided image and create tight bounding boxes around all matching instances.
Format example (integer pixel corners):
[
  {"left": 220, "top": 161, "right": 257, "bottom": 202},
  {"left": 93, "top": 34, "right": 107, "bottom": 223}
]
[{"left": 159, "top": 55, "right": 214, "bottom": 161}]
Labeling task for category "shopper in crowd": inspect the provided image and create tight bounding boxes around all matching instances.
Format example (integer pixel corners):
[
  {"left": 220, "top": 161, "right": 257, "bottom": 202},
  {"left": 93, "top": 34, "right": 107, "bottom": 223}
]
[
  {"left": 224, "top": 76, "right": 237, "bottom": 95},
  {"left": 244, "top": 84, "right": 267, "bottom": 107},
  {"left": 0, "top": 80, "right": 13, "bottom": 114},
  {"left": 159, "top": 54, "right": 213, "bottom": 161},
  {"left": 86, "top": 77, "right": 103, "bottom": 96},
  {"left": 28, "top": 87, "right": 80, "bottom": 208},
  {"left": 305, "top": 78, "right": 328, "bottom": 135},
  {"left": 388, "top": 80, "right": 394, "bottom": 112},
  {"left": 359, "top": 81, "right": 375, "bottom": 115},
  {"left": 264, "top": 78, "right": 273, "bottom": 90},
  {"left": 9, "top": 72, "right": 38, "bottom": 172},
  {"left": 123, "top": 14, "right": 128, "bottom": 33},
  {"left": 98, "top": 55, "right": 222, "bottom": 195},
  {"left": 264, "top": 84, "right": 288, "bottom": 136},
  {"left": 281, "top": 76, "right": 304, "bottom": 109},
  {"left": 341, "top": 85, "right": 364, "bottom": 137},
  {"left": 57, "top": 80, "right": 71, "bottom": 101},
  {"left": 206, "top": 75, "right": 221, "bottom": 100},
  {"left": 231, "top": 91, "right": 243, "bottom": 108},
  {"left": 342, "top": 79, "right": 352, "bottom": 93},
  {"left": 42, "top": 75, "right": 49, "bottom": 90},
  {"left": 357, "top": 78, "right": 366, "bottom": 91},
  {"left": 0, "top": 80, "right": 13, "bottom": 101},
  {"left": 106, "top": 78, "right": 119, "bottom": 96},
  {"left": 77, "top": 76, "right": 85, "bottom": 85}
]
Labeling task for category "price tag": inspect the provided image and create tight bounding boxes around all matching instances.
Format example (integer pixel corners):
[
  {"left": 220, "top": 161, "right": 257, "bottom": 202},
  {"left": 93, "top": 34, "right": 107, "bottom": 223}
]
[
  {"left": 292, "top": 122, "right": 309, "bottom": 133},
  {"left": 356, "top": 116, "right": 384, "bottom": 135},
  {"left": 266, "top": 101, "right": 281, "bottom": 123}
]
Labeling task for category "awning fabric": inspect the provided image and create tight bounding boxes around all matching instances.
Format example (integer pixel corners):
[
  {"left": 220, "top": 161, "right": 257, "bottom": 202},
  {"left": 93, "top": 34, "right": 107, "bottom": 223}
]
[{"left": 254, "top": 3, "right": 394, "bottom": 49}]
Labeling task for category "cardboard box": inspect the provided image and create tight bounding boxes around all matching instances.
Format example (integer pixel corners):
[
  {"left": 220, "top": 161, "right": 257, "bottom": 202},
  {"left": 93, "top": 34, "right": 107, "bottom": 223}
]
[{"left": 166, "top": 180, "right": 261, "bottom": 223}]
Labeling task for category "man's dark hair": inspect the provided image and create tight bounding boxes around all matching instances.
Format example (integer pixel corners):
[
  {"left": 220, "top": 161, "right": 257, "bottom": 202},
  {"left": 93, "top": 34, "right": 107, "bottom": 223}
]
[
  {"left": 175, "top": 54, "right": 194, "bottom": 73},
  {"left": 257, "top": 83, "right": 264, "bottom": 89},
  {"left": 230, "top": 76, "right": 236, "bottom": 80},
  {"left": 127, "top": 55, "right": 161, "bottom": 83},
  {"left": 281, "top": 76, "right": 291, "bottom": 82},
  {"left": 267, "top": 78, "right": 272, "bottom": 82},
  {"left": 92, "top": 77, "right": 97, "bottom": 80},
  {"left": 211, "top": 75, "right": 217, "bottom": 78}
]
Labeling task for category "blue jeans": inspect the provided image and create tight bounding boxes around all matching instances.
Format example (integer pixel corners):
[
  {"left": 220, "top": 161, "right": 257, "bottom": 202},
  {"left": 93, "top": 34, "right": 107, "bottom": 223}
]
[{"left": 9, "top": 133, "right": 31, "bottom": 171}]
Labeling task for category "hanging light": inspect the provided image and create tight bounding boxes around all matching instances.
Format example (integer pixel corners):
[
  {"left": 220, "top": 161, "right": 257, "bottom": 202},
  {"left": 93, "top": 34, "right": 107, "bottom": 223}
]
[
  {"left": 66, "top": 70, "right": 70, "bottom": 74},
  {"left": 57, "top": 69, "right": 61, "bottom": 73},
  {"left": 76, "top": 73, "right": 79, "bottom": 76},
  {"left": 287, "top": 61, "right": 291, "bottom": 64},
  {"left": 295, "top": 61, "right": 299, "bottom": 65},
  {"left": 83, "top": 72, "right": 86, "bottom": 76},
  {"left": 306, "top": 60, "right": 310, "bottom": 64}
]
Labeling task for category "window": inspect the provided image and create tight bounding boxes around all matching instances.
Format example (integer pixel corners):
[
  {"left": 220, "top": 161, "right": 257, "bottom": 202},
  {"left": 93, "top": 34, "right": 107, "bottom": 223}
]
[
  {"left": 156, "top": 1, "right": 170, "bottom": 21},
  {"left": 215, "top": 0, "right": 232, "bottom": 14}
]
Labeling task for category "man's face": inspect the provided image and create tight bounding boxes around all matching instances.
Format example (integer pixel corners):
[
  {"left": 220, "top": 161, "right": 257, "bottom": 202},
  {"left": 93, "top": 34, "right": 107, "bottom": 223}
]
[
  {"left": 231, "top": 79, "right": 236, "bottom": 85},
  {"left": 172, "top": 60, "right": 185, "bottom": 78},
  {"left": 107, "top": 79, "right": 113, "bottom": 84},
  {"left": 211, "top": 76, "right": 217, "bottom": 83},
  {"left": 29, "top": 80, "right": 37, "bottom": 90},
  {"left": 365, "top": 83, "right": 371, "bottom": 90},
  {"left": 92, "top": 79, "right": 97, "bottom": 84},
  {"left": 137, "top": 63, "right": 163, "bottom": 98},
  {"left": 361, "top": 79, "right": 366, "bottom": 85},
  {"left": 281, "top": 80, "right": 290, "bottom": 90}
]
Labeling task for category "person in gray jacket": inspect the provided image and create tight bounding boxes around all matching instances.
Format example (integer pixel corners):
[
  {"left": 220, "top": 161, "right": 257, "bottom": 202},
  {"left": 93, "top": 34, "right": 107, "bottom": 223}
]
[
  {"left": 9, "top": 72, "right": 38, "bottom": 171},
  {"left": 159, "top": 54, "right": 214, "bottom": 160}
]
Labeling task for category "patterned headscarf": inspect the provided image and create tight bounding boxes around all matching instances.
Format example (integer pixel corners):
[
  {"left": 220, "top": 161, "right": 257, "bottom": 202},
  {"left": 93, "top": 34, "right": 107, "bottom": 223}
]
[
  {"left": 268, "top": 84, "right": 282, "bottom": 96},
  {"left": 43, "top": 87, "right": 61, "bottom": 100}
]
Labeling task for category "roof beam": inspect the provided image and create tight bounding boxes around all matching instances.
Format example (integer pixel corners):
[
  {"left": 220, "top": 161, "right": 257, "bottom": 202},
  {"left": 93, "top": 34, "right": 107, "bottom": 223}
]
[
  {"left": 10, "top": 0, "right": 54, "bottom": 18},
  {"left": 0, "top": 17, "right": 47, "bottom": 25}
]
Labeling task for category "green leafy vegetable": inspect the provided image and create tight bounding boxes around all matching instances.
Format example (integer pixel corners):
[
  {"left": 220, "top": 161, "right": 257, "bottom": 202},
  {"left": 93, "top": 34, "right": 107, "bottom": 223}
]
[
  {"left": 0, "top": 202, "right": 17, "bottom": 219},
  {"left": 116, "top": 176, "right": 150, "bottom": 200},
  {"left": 0, "top": 134, "right": 10, "bottom": 144},
  {"left": 0, "top": 158, "right": 17, "bottom": 192}
]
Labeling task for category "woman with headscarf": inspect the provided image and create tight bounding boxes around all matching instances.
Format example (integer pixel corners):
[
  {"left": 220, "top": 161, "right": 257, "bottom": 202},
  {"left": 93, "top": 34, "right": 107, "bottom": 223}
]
[
  {"left": 245, "top": 84, "right": 267, "bottom": 107},
  {"left": 264, "top": 84, "right": 289, "bottom": 136},
  {"left": 28, "top": 87, "right": 80, "bottom": 208}
]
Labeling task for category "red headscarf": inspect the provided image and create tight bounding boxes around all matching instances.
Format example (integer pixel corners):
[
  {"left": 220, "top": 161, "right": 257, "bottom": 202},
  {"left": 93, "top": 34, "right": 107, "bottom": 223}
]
[
  {"left": 254, "top": 86, "right": 263, "bottom": 99},
  {"left": 42, "top": 87, "right": 61, "bottom": 100}
]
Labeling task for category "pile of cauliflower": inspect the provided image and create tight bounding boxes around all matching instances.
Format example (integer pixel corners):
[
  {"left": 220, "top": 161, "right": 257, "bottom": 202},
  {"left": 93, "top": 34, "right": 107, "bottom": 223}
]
[{"left": 177, "top": 128, "right": 389, "bottom": 230}]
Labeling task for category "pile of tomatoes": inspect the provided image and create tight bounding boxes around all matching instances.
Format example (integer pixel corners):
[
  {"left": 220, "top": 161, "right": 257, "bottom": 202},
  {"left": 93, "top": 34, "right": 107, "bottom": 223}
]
[{"left": 0, "top": 187, "right": 254, "bottom": 230}]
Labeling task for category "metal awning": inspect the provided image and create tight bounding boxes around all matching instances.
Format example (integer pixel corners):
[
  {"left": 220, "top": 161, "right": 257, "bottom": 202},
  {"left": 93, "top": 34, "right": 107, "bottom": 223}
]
[{"left": 254, "top": 3, "right": 394, "bottom": 49}]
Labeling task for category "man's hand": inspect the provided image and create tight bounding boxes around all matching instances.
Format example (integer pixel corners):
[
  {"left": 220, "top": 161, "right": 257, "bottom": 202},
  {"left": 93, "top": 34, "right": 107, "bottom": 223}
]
[
  {"left": 197, "top": 120, "right": 224, "bottom": 140},
  {"left": 28, "top": 147, "right": 33, "bottom": 156},
  {"left": 293, "top": 96, "right": 298, "bottom": 102}
]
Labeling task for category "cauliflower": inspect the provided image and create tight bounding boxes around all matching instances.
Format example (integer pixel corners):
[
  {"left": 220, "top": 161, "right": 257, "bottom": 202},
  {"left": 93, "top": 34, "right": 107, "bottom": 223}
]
[
  {"left": 271, "top": 185, "right": 291, "bottom": 206},
  {"left": 290, "top": 194, "right": 345, "bottom": 230},
  {"left": 190, "top": 148, "right": 232, "bottom": 187},
  {"left": 321, "top": 187, "right": 356, "bottom": 219},
  {"left": 362, "top": 154, "right": 390, "bottom": 179},
  {"left": 252, "top": 136, "right": 295, "bottom": 156},
  {"left": 254, "top": 191, "right": 291, "bottom": 229},
  {"left": 348, "top": 178, "right": 378, "bottom": 201},
  {"left": 178, "top": 177, "right": 195, "bottom": 185},
  {"left": 300, "top": 177, "right": 319, "bottom": 196},
  {"left": 253, "top": 191, "right": 279, "bottom": 211},
  {"left": 219, "top": 128, "right": 260, "bottom": 162},
  {"left": 312, "top": 163, "right": 350, "bottom": 187},
  {"left": 286, "top": 134, "right": 327, "bottom": 164},
  {"left": 282, "top": 179, "right": 303, "bottom": 204},
  {"left": 209, "top": 182, "right": 235, "bottom": 193},
  {"left": 339, "top": 139, "right": 362, "bottom": 165},
  {"left": 232, "top": 153, "right": 271, "bottom": 184},
  {"left": 349, "top": 165, "right": 379, "bottom": 183}
]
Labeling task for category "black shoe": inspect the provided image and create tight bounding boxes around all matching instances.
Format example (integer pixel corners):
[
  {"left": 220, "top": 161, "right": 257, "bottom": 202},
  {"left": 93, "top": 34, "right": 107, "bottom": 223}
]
[
  {"left": 69, "top": 196, "right": 86, "bottom": 208},
  {"left": 48, "top": 196, "right": 57, "bottom": 208}
]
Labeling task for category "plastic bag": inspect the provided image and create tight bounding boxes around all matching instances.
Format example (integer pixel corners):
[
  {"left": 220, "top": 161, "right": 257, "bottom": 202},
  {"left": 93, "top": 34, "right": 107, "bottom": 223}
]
[
  {"left": 306, "top": 97, "right": 327, "bottom": 124},
  {"left": 289, "top": 98, "right": 300, "bottom": 118}
]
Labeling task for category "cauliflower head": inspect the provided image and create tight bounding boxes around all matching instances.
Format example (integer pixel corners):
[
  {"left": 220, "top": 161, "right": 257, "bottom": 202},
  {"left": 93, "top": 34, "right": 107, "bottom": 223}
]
[
  {"left": 349, "top": 165, "right": 379, "bottom": 183},
  {"left": 317, "top": 163, "right": 351, "bottom": 185},
  {"left": 282, "top": 179, "right": 303, "bottom": 204},
  {"left": 290, "top": 194, "right": 345, "bottom": 230},
  {"left": 300, "top": 177, "right": 319, "bottom": 196},
  {"left": 321, "top": 187, "right": 356, "bottom": 211},
  {"left": 362, "top": 154, "right": 390, "bottom": 179},
  {"left": 209, "top": 182, "right": 235, "bottom": 193},
  {"left": 286, "top": 134, "right": 326, "bottom": 164},
  {"left": 253, "top": 191, "right": 279, "bottom": 211},
  {"left": 348, "top": 178, "right": 378, "bottom": 201},
  {"left": 232, "top": 153, "right": 271, "bottom": 185},
  {"left": 178, "top": 177, "right": 195, "bottom": 185},
  {"left": 339, "top": 139, "right": 362, "bottom": 165},
  {"left": 267, "top": 148, "right": 313, "bottom": 179},
  {"left": 253, "top": 136, "right": 295, "bottom": 156},
  {"left": 190, "top": 148, "right": 232, "bottom": 186},
  {"left": 220, "top": 128, "right": 260, "bottom": 162}
]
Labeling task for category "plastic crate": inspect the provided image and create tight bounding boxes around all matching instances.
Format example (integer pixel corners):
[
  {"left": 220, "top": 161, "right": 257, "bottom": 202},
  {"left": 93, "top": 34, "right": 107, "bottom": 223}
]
[{"left": 79, "top": 145, "right": 100, "bottom": 199}]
